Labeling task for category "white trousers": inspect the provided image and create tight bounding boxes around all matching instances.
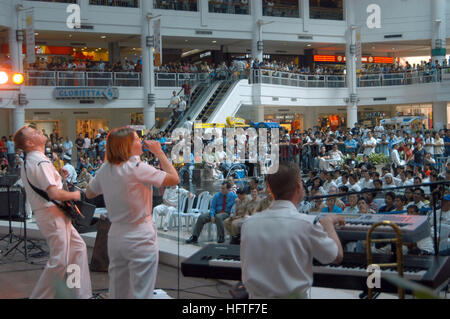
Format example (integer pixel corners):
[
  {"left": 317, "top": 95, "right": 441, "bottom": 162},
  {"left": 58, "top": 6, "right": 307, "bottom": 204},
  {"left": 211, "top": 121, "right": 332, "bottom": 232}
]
[
  {"left": 31, "top": 206, "right": 92, "bottom": 299},
  {"left": 108, "top": 217, "right": 159, "bottom": 299},
  {"left": 153, "top": 204, "right": 177, "bottom": 228}
]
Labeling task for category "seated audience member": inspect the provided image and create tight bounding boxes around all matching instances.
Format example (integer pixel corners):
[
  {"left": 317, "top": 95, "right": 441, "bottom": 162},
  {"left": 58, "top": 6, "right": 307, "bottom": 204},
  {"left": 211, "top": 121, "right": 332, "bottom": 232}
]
[
  {"left": 378, "top": 192, "right": 396, "bottom": 213},
  {"left": 224, "top": 188, "right": 251, "bottom": 243},
  {"left": 405, "top": 205, "right": 434, "bottom": 255},
  {"left": 393, "top": 195, "right": 407, "bottom": 214},
  {"left": 363, "top": 190, "right": 379, "bottom": 212},
  {"left": 322, "top": 196, "right": 343, "bottom": 213},
  {"left": 153, "top": 185, "right": 192, "bottom": 231},
  {"left": 186, "top": 182, "right": 237, "bottom": 244},
  {"left": 357, "top": 198, "right": 376, "bottom": 214},
  {"left": 343, "top": 194, "right": 359, "bottom": 214},
  {"left": 310, "top": 190, "right": 326, "bottom": 213}
]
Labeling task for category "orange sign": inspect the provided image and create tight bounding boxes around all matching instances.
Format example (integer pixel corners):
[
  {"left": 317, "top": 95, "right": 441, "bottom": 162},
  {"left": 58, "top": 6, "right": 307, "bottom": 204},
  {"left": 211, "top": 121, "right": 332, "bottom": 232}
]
[{"left": 314, "top": 55, "right": 394, "bottom": 64}]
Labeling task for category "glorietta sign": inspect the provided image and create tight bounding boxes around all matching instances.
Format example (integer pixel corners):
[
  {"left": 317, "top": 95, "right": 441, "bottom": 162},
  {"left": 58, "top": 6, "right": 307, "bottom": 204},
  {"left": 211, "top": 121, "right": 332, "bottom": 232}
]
[{"left": 54, "top": 87, "right": 119, "bottom": 101}]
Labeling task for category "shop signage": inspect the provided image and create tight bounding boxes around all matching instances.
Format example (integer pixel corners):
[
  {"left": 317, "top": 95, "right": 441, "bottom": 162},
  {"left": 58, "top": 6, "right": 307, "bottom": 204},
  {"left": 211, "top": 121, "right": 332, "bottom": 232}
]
[
  {"left": 314, "top": 55, "right": 393, "bottom": 64},
  {"left": 54, "top": 87, "right": 119, "bottom": 101}
]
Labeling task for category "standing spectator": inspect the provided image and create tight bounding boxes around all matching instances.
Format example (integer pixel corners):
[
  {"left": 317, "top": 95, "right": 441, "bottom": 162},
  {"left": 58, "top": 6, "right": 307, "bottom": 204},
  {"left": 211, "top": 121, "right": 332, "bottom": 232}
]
[
  {"left": 0, "top": 136, "right": 7, "bottom": 159},
  {"left": 83, "top": 133, "right": 91, "bottom": 159},
  {"left": 179, "top": 81, "right": 191, "bottom": 106},
  {"left": 434, "top": 132, "right": 445, "bottom": 159},
  {"left": 98, "top": 135, "right": 106, "bottom": 161},
  {"left": 412, "top": 142, "right": 426, "bottom": 168},
  {"left": 423, "top": 131, "right": 435, "bottom": 156},
  {"left": 444, "top": 130, "right": 450, "bottom": 157},
  {"left": 6, "top": 136, "right": 15, "bottom": 170},
  {"left": 75, "top": 133, "right": 84, "bottom": 163},
  {"left": 363, "top": 132, "right": 377, "bottom": 156},
  {"left": 177, "top": 96, "right": 187, "bottom": 119}
]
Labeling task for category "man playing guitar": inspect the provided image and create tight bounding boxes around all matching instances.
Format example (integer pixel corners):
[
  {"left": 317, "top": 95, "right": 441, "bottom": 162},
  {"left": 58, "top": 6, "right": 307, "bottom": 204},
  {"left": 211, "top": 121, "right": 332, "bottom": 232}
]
[{"left": 13, "top": 126, "right": 92, "bottom": 299}]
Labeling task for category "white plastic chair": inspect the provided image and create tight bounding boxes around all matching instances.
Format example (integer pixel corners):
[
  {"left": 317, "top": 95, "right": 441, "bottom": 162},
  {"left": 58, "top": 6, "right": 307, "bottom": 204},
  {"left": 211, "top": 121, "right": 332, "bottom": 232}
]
[
  {"left": 439, "top": 224, "right": 450, "bottom": 252},
  {"left": 182, "top": 194, "right": 197, "bottom": 232},
  {"left": 190, "top": 191, "right": 209, "bottom": 215}
]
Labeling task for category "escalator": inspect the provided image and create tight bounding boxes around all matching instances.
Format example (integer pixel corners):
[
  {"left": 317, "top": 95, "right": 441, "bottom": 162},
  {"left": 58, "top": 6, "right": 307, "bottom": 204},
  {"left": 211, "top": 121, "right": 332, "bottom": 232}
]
[
  {"left": 195, "top": 79, "right": 235, "bottom": 122},
  {"left": 161, "top": 82, "right": 209, "bottom": 133}
]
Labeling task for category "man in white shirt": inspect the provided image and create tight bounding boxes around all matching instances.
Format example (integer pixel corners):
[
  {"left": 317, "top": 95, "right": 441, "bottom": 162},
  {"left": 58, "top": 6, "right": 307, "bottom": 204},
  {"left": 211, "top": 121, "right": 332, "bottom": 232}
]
[
  {"left": 363, "top": 132, "right": 377, "bottom": 156},
  {"left": 391, "top": 143, "right": 406, "bottom": 167},
  {"left": 13, "top": 126, "right": 91, "bottom": 299},
  {"left": 63, "top": 155, "right": 77, "bottom": 185},
  {"left": 241, "top": 162, "right": 344, "bottom": 299},
  {"left": 153, "top": 185, "right": 191, "bottom": 231},
  {"left": 343, "top": 194, "right": 359, "bottom": 214},
  {"left": 423, "top": 131, "right": 434, "bottom": 155},
  {"left": 358, "top": 169, "right": 373, "bottom": 190},
  {"left": 62, "top": 137, "right": 73, "bottom": 158}
]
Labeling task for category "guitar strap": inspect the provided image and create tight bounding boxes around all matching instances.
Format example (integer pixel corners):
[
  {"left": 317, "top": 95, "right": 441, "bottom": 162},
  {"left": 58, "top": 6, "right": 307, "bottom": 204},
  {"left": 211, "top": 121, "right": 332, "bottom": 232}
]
[{"left": 22, "top": 154, "right": 68, "bottom": 212}]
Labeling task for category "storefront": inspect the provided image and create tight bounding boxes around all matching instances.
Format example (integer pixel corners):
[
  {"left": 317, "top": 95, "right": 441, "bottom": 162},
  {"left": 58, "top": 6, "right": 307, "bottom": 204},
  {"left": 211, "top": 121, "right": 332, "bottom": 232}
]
[
  {"left": 395, "top": 104, "right": 432, "bottom": 129},
  {"left": 317, "top": 113, "right": 346, "bottom": 131},
  {"left": 265, "top": 113, "right": 303, "bottom": 133},
  {"left": 76, "top": 119, "right": 109, "bottom": 138}
]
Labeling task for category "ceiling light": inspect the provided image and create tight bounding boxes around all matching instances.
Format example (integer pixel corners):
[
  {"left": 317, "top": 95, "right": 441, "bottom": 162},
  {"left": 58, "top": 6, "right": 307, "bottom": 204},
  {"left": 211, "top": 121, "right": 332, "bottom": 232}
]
[
  {"left": 34, "top": 32, "right": 39, "bottom": 36},
  {"left": 101, "top": 36, "right": 106, "bottom": 39},
  {"left": 306, "top": 44, "right": 311, "bottom": 47},
  {"left": 212, "top": 40, "right": 217, "bottom": 43}
]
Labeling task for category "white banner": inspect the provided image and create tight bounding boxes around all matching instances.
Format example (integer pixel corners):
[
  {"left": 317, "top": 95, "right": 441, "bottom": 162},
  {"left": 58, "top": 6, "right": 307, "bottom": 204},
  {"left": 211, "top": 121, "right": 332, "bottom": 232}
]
[
  {"left": 356, "top": 27, "right": 362, "bottom": 70},
  {"left": 154, "top": 19, "right": 162, "bottom": 67},
  {"left": 25, "top": 11, "right": 36, "bottom": 65}
]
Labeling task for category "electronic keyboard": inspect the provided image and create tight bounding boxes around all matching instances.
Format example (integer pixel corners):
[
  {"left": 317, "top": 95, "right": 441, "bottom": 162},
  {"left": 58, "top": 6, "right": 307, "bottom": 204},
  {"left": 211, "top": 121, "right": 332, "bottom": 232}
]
[
  {"left": 308, "top": 212, "right": 430, "bottom": 243},
  {"left": 181, "top": 244, "right": 450, "bottom": 293}
]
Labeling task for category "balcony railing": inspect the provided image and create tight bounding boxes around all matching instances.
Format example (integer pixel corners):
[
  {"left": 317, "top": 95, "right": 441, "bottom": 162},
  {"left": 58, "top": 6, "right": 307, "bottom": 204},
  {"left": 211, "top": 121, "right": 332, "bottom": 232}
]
[
  {"left": 250, "top": 68, "right": 450, "bottom": 88},
  {"left": 24, "top": 71, "right": 211, "bottom": 87},
  {"left": 250, "top": 69, "right": 346, "bottom": 88}
]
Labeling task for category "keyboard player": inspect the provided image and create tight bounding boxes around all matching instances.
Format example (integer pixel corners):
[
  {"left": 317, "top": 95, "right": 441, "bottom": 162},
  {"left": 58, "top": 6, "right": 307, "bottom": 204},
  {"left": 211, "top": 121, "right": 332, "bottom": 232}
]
[{"left": 240, "top": 162, "right": 345, "bottom": 299}]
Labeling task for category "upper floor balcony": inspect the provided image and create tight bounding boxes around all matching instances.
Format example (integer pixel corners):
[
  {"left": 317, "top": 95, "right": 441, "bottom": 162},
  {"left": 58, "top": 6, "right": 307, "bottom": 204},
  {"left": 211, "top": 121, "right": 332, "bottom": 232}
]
[
  {"left": 250, "top": 68, "right": 450, "bottom": 88},
  {"left": 24, "top": 70, "right": 211, "bottom": 87},
  {"left": 20, "top": 67, "right": 450, "bottom": 89}
]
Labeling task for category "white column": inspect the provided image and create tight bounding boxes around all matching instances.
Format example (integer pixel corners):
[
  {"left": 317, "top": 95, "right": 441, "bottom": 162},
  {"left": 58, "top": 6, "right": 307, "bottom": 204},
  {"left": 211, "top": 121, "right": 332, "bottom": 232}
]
[
  {"left": 432, "top": 101, "right": 448, "bottom": 130},
  {"left": 431, "top": 0, "right": 447, "bottom": 64},
  {"left": 10, "top": 0, "right": 25, "bottom": 133},
  {"left": 303, "top": 107, "right": 317, "bottom": 130},
  {"left": 301, "top": 0, "right": 309, "bottom": 32},
  {"left": 251, "top": 0, "right": 263, "bottom": 62},
  {"left": 141, "top": 0, "right": 156, "bottom": 130},
  {"left": 345, "top": 0, "right": 358, "bottom": 129}
]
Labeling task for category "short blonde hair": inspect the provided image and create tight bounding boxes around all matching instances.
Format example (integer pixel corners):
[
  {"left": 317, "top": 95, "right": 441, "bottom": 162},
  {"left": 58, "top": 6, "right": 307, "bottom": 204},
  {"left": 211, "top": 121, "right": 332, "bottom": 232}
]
[
  {"left": 13, "top": 126, "right": 29, "bottom": 151},
  {"left": 105, "top": 127, "right": 136, "bottom": 165}
]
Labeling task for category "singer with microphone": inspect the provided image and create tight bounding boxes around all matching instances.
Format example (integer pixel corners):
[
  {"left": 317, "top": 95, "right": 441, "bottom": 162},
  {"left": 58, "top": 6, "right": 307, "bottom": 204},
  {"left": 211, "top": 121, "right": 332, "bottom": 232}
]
[
  {"left": 85, "top": 127, "right": 179, "bottom": 299},
  {"left": 13, "top": 126, "right": 92, "bottom": 299}
]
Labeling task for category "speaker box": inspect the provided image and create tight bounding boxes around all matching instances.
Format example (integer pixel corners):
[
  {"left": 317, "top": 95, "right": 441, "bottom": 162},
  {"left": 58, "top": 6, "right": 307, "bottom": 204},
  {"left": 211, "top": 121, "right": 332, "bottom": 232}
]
[
  {"left": 90, "top": 215, "right": 111, "bottom": 272},
  {"left": 0, "top": 188, "right": 23, "bottom": 219}
]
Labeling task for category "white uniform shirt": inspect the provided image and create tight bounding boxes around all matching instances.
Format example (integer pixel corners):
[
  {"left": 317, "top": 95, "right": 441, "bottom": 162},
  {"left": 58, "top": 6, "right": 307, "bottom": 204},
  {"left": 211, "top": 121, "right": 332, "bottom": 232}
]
[
  {"left": 363, "top": 137, "right": 377, "bottom": 156},
  {"left": 88, "top": 156, "right": 166, "bottom": 224},
  {"left": 63, "top": 163, "right": 77, "bottom": 184},
  {"left": 163, "top": 186, "right": 188, "bottom": 207},
  {"left": 21, "top": 151, "right": 63, "bottom": 212},
  {"left": 359, "top": 178, "right": 374, "bottom": 190},
  {"left": 241, "top": 200, "right": 338, "bottom": 298}
]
